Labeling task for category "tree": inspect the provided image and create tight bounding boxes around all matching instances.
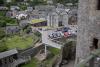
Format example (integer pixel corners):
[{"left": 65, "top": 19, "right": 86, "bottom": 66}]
[
  {"left": 0, "top": 16, "right": 17, "bottom": 27},
  {"left": 30, "top": 0, "right": 47, "bottom": 7},
  {"left": 0, "top": 28, "right": 5, "bottom": 40},
  {"left": 0, "top": 28, "right": 7, "bottom": 52},
  {"left": 0, "top": 39, "right": 8, "bottom": 52},
  {"left": 0, "top": 20, "right": 6, "bottom": 27},
  {"left": 0, "top": 0, "right": 4, "bottom": 5},
  {"left": 53, "top": 0, "right": 78, "bottom": 5}
]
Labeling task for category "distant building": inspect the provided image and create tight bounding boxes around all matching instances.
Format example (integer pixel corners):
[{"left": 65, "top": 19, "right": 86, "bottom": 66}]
[
  {"left": 33, "top": 5, "right": 77, "bottom": 28},
  {"left": 6, "top": 25, "right": 20, "bottom": 35},
  {"left": 47, "top": 12, "right": 59, "bottom": 28},
  {"left": 0, "top": 6, "right": 8, "bottom": 11},
  {"left": 6, "top": 0, "right": 12, "bottom": 2},
  {"left": 27, "top": 7, "right": 33, "bottom": 11},
  {"left": 35, "top": 5, "right": 55, "bottom": 12},
  {"left": 57, "top": 3, "right": 64, "bottom": 9},
  {"left": 10, "top": 6, "right": 20, "bottom": 11},
  {"left": 47, "top": 0, "right": 53, "bottom": 5},
  {"left": 47, "top": 10, "right": 69, "bottom": 28},
  {"left": 6, "top": 10, "right": 18, "bottom": 18},
  {"left": 68, "top": 9, "right": 77, "bottom": 25}
]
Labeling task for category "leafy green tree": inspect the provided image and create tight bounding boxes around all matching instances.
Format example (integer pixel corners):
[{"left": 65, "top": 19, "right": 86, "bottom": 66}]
[
  {"left": 30, "top": 0, "right": 47, "bottom": 7},
  {"left": 19, "top": 4, "right": 27, "bottom": 10},
  {"left": 0, "top": 28, "right": 7, "bottom": 52},
  {"left": 0, "top": 11, "right": 7, "bottom": 16},
  {"left": 0, "top": 16, "right": 17, "bottom": 27},
  {"left": 34, "top": 31, "right": 41, "bottom": 37},
  {"left": 0, "top": 28, "right": 5, "bottom": 40},
  {"left": 0, "top": 0, "right": 4, "bottom": 5},
  {"left": 0, "top": 39, "right": 8, "bottom": 52},
  {"left": 53, "top": 0, "right": 78, "bottom": 5},
  {"left": 0, "top": 20, "right": 6, "bottom": 27}
]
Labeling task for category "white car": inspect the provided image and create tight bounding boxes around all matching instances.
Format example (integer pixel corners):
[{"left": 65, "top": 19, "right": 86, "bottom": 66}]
[
  {"left": 48, "top": 31, "right": 63, "bottom": 39},
  {"left": 68, "top": 29, "right": 77, "bottom": 35}
]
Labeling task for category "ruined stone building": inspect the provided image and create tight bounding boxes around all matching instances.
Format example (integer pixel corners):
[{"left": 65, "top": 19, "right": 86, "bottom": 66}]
[
  {"left": 47, "top": 10, "right": 69, "bottom": 28},
  {"left": 75, "top": 0, "right": 100, "bottom": 64},
  {"left": 68, "top": 9, "right": 77, "bottom": 25}
]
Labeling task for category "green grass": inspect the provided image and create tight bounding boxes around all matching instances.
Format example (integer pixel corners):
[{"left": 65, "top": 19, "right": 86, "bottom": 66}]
[
  {"left": 21, "top": 58, "right": 39, "bottom": 67},
  {"left": 48, "top": 47, "right": 60, "bottom": 55},
  {"left": 31, "top": 19, "right": 45, "bottom": 24},
  {"left": 0, "top": 11, "right": 6, "bottom": 16},
  {"left": 44, "top": 48, "right": 60, "bottom": 66},
  {"left": 6, "top": 34, "right": 39, "bottom": 50}
]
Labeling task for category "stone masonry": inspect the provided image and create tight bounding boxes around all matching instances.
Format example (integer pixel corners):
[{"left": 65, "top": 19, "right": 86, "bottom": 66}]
[{"left": 75, "top": 0, "right": 100, "bottom": 64}]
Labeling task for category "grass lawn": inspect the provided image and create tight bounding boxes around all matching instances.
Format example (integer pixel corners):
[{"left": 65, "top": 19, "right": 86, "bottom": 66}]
[
  {"left": 6, "top": 34, "right": 39, "bottom": 50},
  {"left": 31, "top": 19, "right": 45, "bottom": 24},
  {"left": 48, "top": 47, "right": 60, "bottom": 55},
  {"left": 44, "top": 47, "right": 60, "bottom": 66},
  {"left": 21, "top": 58, "right": 39, "bottom": 67}
]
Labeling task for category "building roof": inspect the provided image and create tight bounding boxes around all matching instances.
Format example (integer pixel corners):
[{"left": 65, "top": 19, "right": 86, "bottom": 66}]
[
  {"left": 0, "top": 49, "right": 18, "bottom": 59},
  {"left": 30, "top": 19, "right": 46, "bottom": 24},
  {"left": 0, "top": 6, "right": 8, "bottom": 10}
]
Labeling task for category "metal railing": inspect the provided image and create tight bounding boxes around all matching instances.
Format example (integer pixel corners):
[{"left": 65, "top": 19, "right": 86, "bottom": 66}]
[{"left": 75, "top": 49, "right": 100, "bottom": 67}]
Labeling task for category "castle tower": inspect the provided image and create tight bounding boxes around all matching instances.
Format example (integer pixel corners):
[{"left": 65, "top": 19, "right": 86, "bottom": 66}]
[{"left": 76, "top": 0, "right": 100, "bottom": 64}]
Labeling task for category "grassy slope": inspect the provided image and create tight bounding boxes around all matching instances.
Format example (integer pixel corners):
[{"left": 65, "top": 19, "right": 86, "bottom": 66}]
[
  {"left": 21, "top": 58, "right": 39, "bottom": 67},
  {"left": 6, "top": 34, "right": 39, "bottom": 50},
  {"left": 49, "top": 47, "right": 60, "bottom": 55},
  {"left": 44, "top": 48, "right": 60, "bottom": 66}
]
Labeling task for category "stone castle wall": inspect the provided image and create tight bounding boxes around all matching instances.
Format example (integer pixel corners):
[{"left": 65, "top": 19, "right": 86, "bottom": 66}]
[{"left": 75, "top": 0, "right": 100, "bottom": 64}]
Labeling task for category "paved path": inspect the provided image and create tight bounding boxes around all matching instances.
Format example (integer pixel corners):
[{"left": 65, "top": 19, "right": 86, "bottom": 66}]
[
  {"left": 34, "top": 43, "right": 43, "bottom": 47},
  {"left": 61, "top": 60, "right": 75, "bottom": 67},
  {"left": 41, "top": 30, "right": 62, "bottom": 49}
]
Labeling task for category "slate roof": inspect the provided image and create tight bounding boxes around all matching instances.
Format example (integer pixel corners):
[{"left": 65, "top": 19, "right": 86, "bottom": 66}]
[{"left": 0, "top": 49, "right": 18, "bottom": 59}]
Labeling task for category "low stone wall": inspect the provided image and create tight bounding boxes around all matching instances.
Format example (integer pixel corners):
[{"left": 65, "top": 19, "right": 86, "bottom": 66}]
[{"left": 19, "top": 44, "right": 44, "bottom": 57}]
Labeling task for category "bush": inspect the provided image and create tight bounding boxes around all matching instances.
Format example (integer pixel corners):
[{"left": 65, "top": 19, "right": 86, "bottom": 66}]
[
  {"left": 0, "top": 11, "right": 6, "bottom": 16},
  {"left": 0, "top": 39, "right": 8, "bottom": 52},
  {"left": 0, "top": 16, "right": 17, "bottom": 27},
  {"left": 34, "top": 31, "right": 41, "bottom": 37},
  {"left": 0, "top": 20, "right": 6, "bottom": 27},
  {"left": 0, "top": 28, "right": 5, "bottom": 40}
]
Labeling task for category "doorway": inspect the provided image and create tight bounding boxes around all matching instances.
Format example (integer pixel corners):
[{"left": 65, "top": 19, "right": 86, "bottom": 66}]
[
  {"left": 93, "top": 38, "right": 98, "bottom": 49},
  {"left": 97, "top": 0, "right": 100, "bottom": 10}
]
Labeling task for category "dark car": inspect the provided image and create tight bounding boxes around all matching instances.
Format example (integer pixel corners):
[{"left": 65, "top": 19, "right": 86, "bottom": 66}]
[{"left": 62, "top": 27, "right": 70, "bottom": 32}]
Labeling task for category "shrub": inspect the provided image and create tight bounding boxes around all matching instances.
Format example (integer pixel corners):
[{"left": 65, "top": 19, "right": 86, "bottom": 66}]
[{"left": 34, "top": 31, "right": 41, "bottom": 37}]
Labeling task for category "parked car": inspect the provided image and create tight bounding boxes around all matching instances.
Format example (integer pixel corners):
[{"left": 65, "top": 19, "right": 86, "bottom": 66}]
[
  {"left": 48, "top": 31, "right": 63, "bottom": 39},
  {"left": 62, "top": 27, "right": 71, "bottom": 33},
  {"left": 68, "top": 29, "right": 77, "bottom": 36}
]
